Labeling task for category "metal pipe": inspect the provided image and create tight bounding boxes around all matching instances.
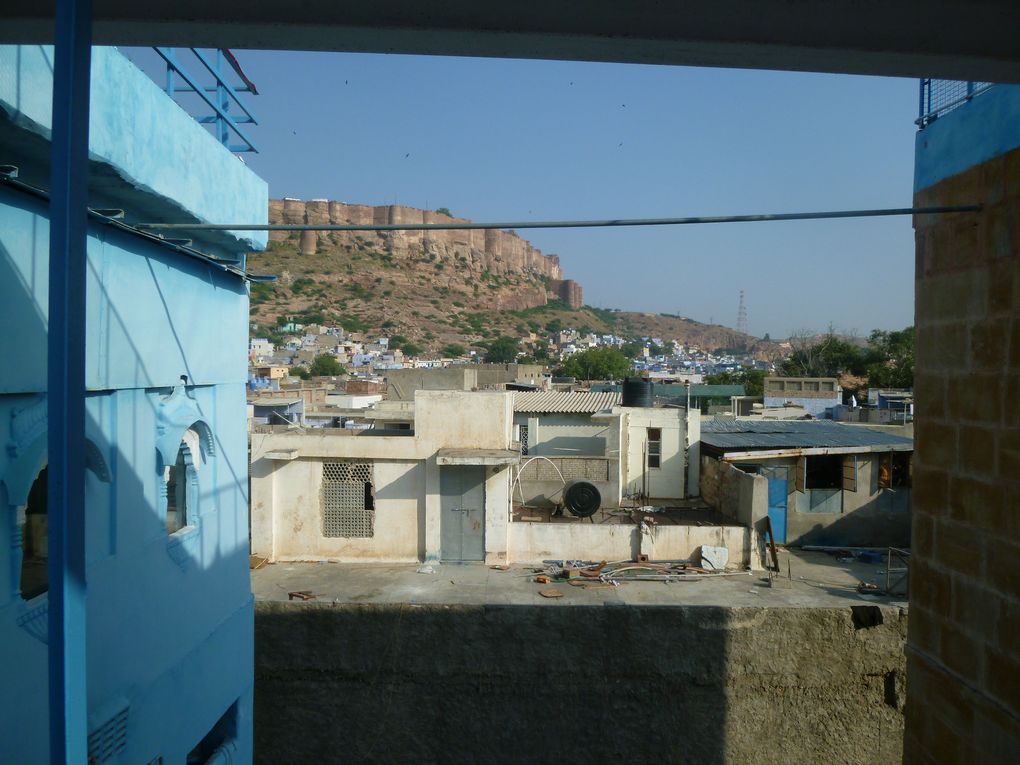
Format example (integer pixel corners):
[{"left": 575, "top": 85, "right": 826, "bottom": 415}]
[
  {"left": 48, "top": 0, "right": 91, "bottom": 761},
  {"left": 135, "top": 204, "right": 980, "bottom": 232}
]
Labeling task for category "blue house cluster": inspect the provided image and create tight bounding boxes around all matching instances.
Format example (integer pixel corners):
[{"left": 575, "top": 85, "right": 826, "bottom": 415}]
[{"left": 0, "top": 46, "right": 267, "bottom": 763}]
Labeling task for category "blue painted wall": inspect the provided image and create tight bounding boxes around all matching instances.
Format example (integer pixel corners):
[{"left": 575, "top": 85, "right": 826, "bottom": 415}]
[
  {"left": 0, "top": 45, "right": 256, "bottom": 765},
  {"left": 915, "top": 84, "right": 1020, "bottom": 192},
  {"left": 0, "top": 45, "right": 268, "bottom": 254}
]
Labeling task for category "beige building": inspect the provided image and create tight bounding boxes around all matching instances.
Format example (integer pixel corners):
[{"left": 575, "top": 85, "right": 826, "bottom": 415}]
[{"left": 251, "top": 391, "right": 518, "bottom": 564}]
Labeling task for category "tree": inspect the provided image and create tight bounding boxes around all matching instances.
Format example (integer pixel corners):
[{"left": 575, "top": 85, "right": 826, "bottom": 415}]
[
  {"left": 484, "top": 335, "right": 520, "bottom": 363},
  {"left": 620, "top": 340, "right": 644, "bottom": 359},
  {"left": 864, "top": 327, "right": 914, "bottom": 388},
  {"left": 705, "top": 369, "right": 766, "bottom": 397},
  {"left": 400, "top": 343, "right": 424, "bottom": 357},
  {"left": 309, "top": 354, "right": 343, "bottom": 377},
  {"left": 557, "top": 348, "right": 631, "bottom": 381},
  {"left": 545, "top": 318, "right": 564, "bottom": 334},
  {"left": 780, "top": 330, "right": 867, "bottom": 378},
  {"left": 647, "top": 342, "right": 664, "bottom": 357},
  {"left": 290, "top": 365, "right": 311, "bottom": 380},
  {"left": 442, "top": 343, "right": 466, "bottom": 358},
  {"left": 436, "top": 207, "right": 453, "bottom": 217}
]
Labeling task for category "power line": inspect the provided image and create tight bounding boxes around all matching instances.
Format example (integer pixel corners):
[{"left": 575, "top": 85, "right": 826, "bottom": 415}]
[{"left": 134, "top": 204, "right": 981, "bottom": 232}]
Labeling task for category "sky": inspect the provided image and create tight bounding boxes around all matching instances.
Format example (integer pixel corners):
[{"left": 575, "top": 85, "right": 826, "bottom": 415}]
[{"left": 124, "top": 49, "right": 920, "bottom": 338}]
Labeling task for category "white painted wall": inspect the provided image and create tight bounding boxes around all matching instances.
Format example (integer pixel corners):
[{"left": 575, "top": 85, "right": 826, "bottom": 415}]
[
  {"left": 620, "top": 407, "right": 688, "bottom": 501},
  {"left": 250, "top": 391, "right": 515, "bottom": 563}
]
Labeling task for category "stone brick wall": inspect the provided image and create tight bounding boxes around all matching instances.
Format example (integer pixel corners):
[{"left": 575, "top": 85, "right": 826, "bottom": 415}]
[
  {"left": 269, "top": 198, "right": 564, "bottom": 281},
  {"left": 551, "top": 278, "right": 584, "bottom": 308},
  {"left": 907, "top": 147, "right": 1020, "bottom": 761}
]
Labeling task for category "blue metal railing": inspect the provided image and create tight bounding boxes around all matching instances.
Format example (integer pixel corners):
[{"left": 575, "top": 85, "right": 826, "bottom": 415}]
[
  {"left": 916, "top": 79, "right": 994, "bottom": 128},
  {"left": 153, "top": 48, "right": 259, "bottom": 152}
]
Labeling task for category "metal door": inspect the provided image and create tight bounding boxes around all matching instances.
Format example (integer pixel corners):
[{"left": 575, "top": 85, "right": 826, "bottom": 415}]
[
  {"left": 440, "top": 466, "right": 486, "bottom": 562},
  {"left": 760, "top": 466, "right": 789, "bottom": 544}
]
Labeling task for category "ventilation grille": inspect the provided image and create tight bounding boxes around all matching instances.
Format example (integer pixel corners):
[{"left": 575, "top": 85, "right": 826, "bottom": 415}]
[
  {"left": 520, "top": 458, "right": 610, "bottom": 482},
  {"left": 321, "top": 461, "right": 374, "bottom": 538},
  {"left": 88, "top": 705, "right": 129, "bottom": 764}
]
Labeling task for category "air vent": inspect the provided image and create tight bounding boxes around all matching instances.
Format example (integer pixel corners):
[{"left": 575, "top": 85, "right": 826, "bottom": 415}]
[{"left": 88, "top": 705, "right": 129, "bottom": 764}]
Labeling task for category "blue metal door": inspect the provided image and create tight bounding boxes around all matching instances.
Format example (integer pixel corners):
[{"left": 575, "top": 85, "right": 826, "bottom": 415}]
[{"left": 767, "top": 478, "right": 788, "bottom": 544}]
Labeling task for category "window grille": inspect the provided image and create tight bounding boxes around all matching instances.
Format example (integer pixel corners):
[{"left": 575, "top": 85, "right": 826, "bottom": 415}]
[
  {"left": 647, "top": 428, "right": 662, "bottom": 469},
  {"left": 321, "top": 461, "right": 375, "bottom": 538},
  {"left": 520, "top": 424, "right": 529, "bottom": 456}
]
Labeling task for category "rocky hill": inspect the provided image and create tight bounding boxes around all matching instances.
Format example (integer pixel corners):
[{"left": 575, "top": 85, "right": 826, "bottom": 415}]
[{"left": 248, "top": 200, "right": 774, "bottom": 356}]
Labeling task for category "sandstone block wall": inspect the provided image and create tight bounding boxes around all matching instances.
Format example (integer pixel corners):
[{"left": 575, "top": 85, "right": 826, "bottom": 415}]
[
  {"left": 551, "top": 278, "right": 584, "bottom": 308},
  {"left": 906, "top": 146, "right": 1020, "bottom": 762},
  {"left": 270, "top": 198, "right": 565, "bottom": 281}
]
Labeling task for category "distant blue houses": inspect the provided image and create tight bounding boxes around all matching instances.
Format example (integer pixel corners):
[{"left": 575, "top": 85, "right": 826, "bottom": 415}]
[{"left": 0, "top": 46, "right": 266, "bottom": 763}]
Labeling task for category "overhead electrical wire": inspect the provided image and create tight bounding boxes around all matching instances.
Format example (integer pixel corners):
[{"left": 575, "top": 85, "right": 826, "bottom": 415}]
[{"left": 135, "top": 204, "right": 981, "bottom": 233}]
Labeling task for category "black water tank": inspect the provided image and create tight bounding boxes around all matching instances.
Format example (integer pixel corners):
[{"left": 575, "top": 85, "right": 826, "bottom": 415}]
[
  {"left": 622, "top": 377, "right": 654, "bottom": 407},
  {"left": 563, "top": 480, "right": 601, "bottom": 518}
]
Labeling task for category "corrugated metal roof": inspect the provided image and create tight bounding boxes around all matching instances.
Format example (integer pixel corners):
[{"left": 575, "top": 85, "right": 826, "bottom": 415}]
[
  {"left": 514, "top": 391, "right": 621, "bottom": 414},
  {"left": 701, "top": 420, "right": 913, "bottom": 450}
]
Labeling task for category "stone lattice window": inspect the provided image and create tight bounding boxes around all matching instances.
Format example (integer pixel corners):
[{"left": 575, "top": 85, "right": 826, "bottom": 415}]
[{"left": 321, "top": 461, "right": 375, "bottom": 538}]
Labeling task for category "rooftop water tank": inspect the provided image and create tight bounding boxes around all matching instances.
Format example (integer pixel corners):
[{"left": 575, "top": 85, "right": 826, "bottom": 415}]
[{"left": 622, "top": 377, "right": 654, "bottom": 407}]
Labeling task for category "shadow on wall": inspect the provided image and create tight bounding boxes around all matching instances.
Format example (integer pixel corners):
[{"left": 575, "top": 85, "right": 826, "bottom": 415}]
[
  {"left": 0, "top": 212, "right": 253, "bottom": 763},
  {"left": 789, "top": 491, "right": 912, "bottom": 549},
  {"left": 253, "top": 602, "right": 907, "bottom": 764}
]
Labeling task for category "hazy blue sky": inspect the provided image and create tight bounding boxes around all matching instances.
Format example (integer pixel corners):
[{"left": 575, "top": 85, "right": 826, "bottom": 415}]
[{"left": 125, "top": 49, "right": 919, "bottom": 338}]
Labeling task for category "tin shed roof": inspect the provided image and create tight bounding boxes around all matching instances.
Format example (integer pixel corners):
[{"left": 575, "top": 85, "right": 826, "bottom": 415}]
[{"left": 700, "top": 420, "right": 913, "bottom": 451}]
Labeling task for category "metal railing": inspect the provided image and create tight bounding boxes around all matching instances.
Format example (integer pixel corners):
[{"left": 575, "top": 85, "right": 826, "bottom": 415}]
[
  {"left": 153, "top": 47, "right": 259, "bottom": 152},
  {"left": 917, "top": 79, "right": 994, "bottom": 128}
]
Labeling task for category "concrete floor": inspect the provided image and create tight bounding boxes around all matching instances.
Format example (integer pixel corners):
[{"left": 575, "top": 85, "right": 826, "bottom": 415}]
[{"left": 251, "top": 549, "right": 909, "bottom": 609}]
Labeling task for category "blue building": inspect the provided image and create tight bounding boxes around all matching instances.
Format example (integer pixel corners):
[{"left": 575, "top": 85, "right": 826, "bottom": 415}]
[{"left": 0, "top": 46, "right": 266, "bottom": 762}]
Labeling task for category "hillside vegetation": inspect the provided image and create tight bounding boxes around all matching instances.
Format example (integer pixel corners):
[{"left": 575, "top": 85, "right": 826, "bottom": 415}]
[{"left": 247, "top": 236, "right": 774, "bottom": 355}]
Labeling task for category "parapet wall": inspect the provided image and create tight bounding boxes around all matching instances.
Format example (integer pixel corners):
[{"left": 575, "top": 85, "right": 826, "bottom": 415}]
[
  {"left": 270, "top": 198, "right": 565, "bottom": 281},
  {"left": 255, "top": 603, "right": 907, "bottom": 764}
]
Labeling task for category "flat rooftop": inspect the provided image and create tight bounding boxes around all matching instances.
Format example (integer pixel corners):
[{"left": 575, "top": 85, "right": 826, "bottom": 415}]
[{"left": 251, "top": 549, "right": 908, "bottom": 610}]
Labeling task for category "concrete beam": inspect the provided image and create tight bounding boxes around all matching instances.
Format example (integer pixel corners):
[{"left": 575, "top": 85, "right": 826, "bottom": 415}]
[{"left": 5, "top": 1, "right": 1020, "bottom": 82}]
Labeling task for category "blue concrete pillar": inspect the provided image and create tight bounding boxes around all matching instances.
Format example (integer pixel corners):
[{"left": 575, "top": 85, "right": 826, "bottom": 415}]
[{"left": 47, "top": 1, "right": 92, "bottom": 763}]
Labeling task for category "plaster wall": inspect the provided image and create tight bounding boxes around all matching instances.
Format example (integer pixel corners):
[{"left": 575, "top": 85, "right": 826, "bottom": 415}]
[
  {"left": 0, "top": 214, "right": 254, "bottom": 762},
  {"left": 0, "top": 45, "right": 268, "bottom": 253},
  {"left": 514, "top": 412, "right": 611, "bottom": 457},
  {"left": 250, "top": 391, "right": 515, "bottom": 564},
  {"left": 255, "top": 602, "right": 907, "bottom": 764},
  {"left": 620, "top": 407, "right": 687, "bottom": 500}
]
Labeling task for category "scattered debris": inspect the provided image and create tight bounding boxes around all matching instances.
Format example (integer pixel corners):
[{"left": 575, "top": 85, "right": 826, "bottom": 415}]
[
  {"left": 534, "top": 575, "right": 552, "bottom": 584},
  {"left": 416, "top": 564, "right": 436, "bottom": 574},
  {"left": 489, "top": 564, "right": 511, "bottom": 571},
  {"left": 538, "top": 588, "right": 564, "bottom": 599},
  {"left": 287, "top": 591, "right": 315, "bottom": 601},
  {"left": 249, "top": 555, "right": 268, "bottom": 570}
]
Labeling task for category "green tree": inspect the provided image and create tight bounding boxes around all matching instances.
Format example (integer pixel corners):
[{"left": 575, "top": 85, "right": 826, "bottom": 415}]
[
  {"left": 309, "top": 354, "right": 343, "bottom": 377},
  {"left": 557, "top": 347, "right": 631, "bottom": 381},
  {"left": 400, "top": 343, "right": 424, "bottom": 357},
  {"left": 442, "top": 343, "right": 466, "bottom": 357},
  {"left": 864, "top": 327, "right": 914, "bottom": 388},
  {"left": 705, "top": 369, "right": 766, "bottom": 397},
  {"left": 780, "top": 331, "right": 867, "bottom": 378},
  {"left": 290, "top": 365, "right": 311, "bottom": 381},
  {"left": 436, "top": 207, "right": 453, "bottom": 217},
  {"left": 484, "top": 335, "right": 520, "bottom": 363},
  {"left": 620, "top": 340, "right": 644, "bottom": 359},
  {"left": 545, "top": 318, "right": 564, "bottom": 334}
]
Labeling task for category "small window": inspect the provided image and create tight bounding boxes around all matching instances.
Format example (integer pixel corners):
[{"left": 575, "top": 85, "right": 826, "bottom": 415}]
[
  {"left": 165, "top": 446, "right": 188, "bottom": 534},
  {"left": 21, "top": 467, "right": 49, "bottom": 600},
  {"left": 842, "top": 455, "right": 858, "bottom": 492},
  {"left": 805, "top": 381, "right": 820, "bottom": 392},
  {"left": 520, "top": 424, "right": 529, "bottom": 456},
  {"left": 878, "top": 452, "right": 912, "bottom": 489},
  {"left": 805, "top": 454, "right": 843, "bottom": 490},
  {"left": 647, "top": 428, "right": 662, "bottom": 469},
  {"left": 322, "top": 461, "right": 375, "bottom": 537}
]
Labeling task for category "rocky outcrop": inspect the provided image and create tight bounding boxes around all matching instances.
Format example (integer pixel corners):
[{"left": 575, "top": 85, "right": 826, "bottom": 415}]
[{"left": 270, "top": 199, "right": 565, "bottom": 282}]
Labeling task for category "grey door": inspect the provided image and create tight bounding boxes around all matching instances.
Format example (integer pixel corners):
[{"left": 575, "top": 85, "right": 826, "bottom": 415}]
[{"left": 440, "top": 466, "right": 486, "bottom": 562}]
